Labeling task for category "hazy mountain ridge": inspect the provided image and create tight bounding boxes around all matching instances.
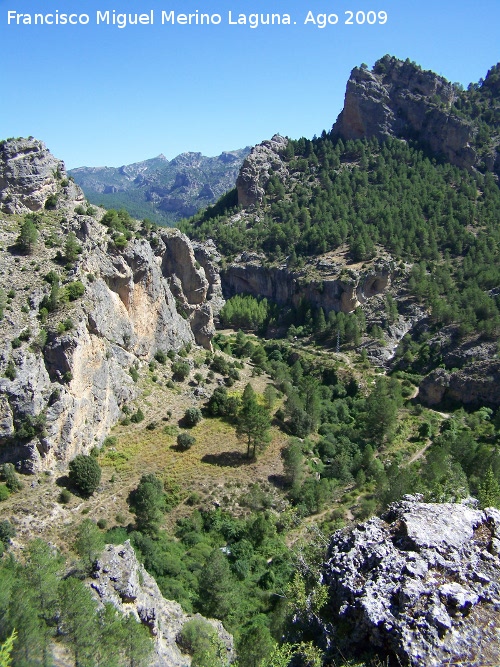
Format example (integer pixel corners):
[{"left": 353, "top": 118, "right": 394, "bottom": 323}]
[{"left": 70, "top": 147, "right": 250, "bottom": 225}]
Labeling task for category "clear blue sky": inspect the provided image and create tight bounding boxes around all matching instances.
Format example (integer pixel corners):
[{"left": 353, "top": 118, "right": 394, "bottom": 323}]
[{"left": 1, "top": 0, "right": 498, "bottom": 168}]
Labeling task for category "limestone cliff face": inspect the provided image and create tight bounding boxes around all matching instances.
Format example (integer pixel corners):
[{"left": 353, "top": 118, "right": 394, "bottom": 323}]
[
  {"left": 0, "top": 138, "right": 222, "bottom": 472},
  {"left": 0, "top": 137, "right": 84, "bottom": 213},
  {"left": 419, "top": 360, "right": 500, "bottom": 409},
  {"left": 236, "top": 134, "right": 288, "bottom": 206},
  {"left": 222, "top": 253, "right": 392, "bottom": 315},
  {"left": 321, "top": 497, "right": 500, "bottom": 666},
  {"left": 332, "top": 57, "right": 494, "bottom": 175},
  {"left": 90, "top": 541, "right": 234, "bottom": 667}
]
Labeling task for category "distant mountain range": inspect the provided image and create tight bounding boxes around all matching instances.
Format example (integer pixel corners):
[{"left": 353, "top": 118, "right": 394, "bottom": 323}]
[{"left": 69, "top": 147, "right": 250, "bottom": 225}]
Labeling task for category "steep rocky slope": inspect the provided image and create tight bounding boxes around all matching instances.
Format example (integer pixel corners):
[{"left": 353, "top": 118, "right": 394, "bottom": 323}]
[
  {"left": 70, "top": 147, "right": 250, "bottom": 225},
  {"left": 321, "top": 497, "right": 500, "bottom": 666},
  {"left": 90, "top": 541, "right": 233, "bottom": 667},
  {"left": 0, "top": 138, "right": 223, "bottom": 472},
  {"left": 332, "top": 55, "right": 500, "bottom": 177}
]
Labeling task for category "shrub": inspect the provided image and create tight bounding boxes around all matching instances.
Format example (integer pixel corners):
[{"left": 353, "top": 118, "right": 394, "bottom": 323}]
[
  {"left": 129, "top": 366, "right": 139, "bottom": 382},
  {"left": 0, "top": 485, "right": 10, "bottom": 502},
  {"left": 183, "top": 407, "right": 202, "bottom": 427},
  {"left": 45, "top": 194, "right": 58, "bottom": 209},
  {"left": 68, "top": 454, "right": 101, "bottom": 497},
  {"left": 74, "top": 205, "right": 86, "bottom": 215},
  {"left": 0, "top": 463, "right": 22, "bottom": 492},
  {"left": 178, "top": 618, "right": 218, "bottom": 657},
  {"left": 0, "top": 520, "right": 16, "bottom": 546},
  {"left": 154, "top": 350, "right": 167, "bottom": 364},
  {"left": 58, "top": 488, "right": 72, "bottom": 504},
  {"left": 66, "top": 280, "right": 85, "bottom": 301},
  {"left": 177, "top": 433, "right": 196, "bottom": 450},
  {"left": 130, "top": 408, "right": 145, "bottom": 423},
  {"left": 210, "top": 355, "right": 230, "bottom": 375},
  {"left": 172, "top": 361, "right": 190, "bottom": 382}
]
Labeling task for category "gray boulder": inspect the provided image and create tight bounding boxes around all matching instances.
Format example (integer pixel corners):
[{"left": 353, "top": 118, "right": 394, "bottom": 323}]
[{"left": 322, "top": 498, "right": 500, "bottom": 666}]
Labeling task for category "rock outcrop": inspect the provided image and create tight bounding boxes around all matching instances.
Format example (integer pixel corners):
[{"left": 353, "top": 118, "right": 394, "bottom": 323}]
[
  {"left": 0, "top": 138, "right": 223, "bottom": 471},
  {"left": 222, "top": 253, "right": 392, "bottom": 315},
  {"left": 332, "top": 56, "right": 499, "bottom": 176},
  {"left": 236, "top": 135, "right": 288, "bottom": 207},
  {"left": 0, "top": 137, "right": 84, "bottom": 214},
  {"left": 91, "top": 541, "right": 234, "bottom": 667},
  {"left": 419, "top": 360, "right": 500, "bottom": 409},
  {"left": 322, "top": 497, "right": 500, "bottom": 666}
]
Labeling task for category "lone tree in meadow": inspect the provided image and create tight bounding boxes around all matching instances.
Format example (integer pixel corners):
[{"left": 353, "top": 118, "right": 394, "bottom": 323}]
[{"left": 236, "top": 383, "right": 271, "bottom": 458}]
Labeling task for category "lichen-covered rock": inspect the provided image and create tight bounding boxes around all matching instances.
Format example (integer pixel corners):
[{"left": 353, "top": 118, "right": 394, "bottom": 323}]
[
  {"left": 322, "top": 497, "right": 500, "bottom": 666},
  {"left": 91, "top": 541, "right": 234, "bottom": 667}
]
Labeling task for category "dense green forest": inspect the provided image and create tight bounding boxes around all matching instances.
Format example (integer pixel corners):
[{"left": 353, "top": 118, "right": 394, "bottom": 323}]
[{"left": 181, "top": 71, "right": 500, "bottom": 341}]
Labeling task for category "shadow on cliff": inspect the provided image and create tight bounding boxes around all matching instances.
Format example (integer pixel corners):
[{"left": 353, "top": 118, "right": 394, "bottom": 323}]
[{"left": 201, "top": 451, "right": 254, "bottom": 467}]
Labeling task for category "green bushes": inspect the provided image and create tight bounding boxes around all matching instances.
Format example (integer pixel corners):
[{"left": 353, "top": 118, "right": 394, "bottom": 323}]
[
  {"left": 128, "top": 474, "right": 166, "bottom": 534},
  {"left": 219, "top": 295, "right": 275, "bottom": 331},
  {"left": 177, "top": 433, "right": 196, "bottom": 450},
  {"left": 183, "top": 407, "right": 202, "bottom": 428},
  {"left": 66, "top": 280, "right": 85, "bottom": 301},
  {"left": 68, "top": 455, "right": 101, "bottom": 497},
  {"left": 0, "top": 463, "right": 22, "bottom": 492},
  {"left": 172, "top": 361, "right": 190, "bottom": 382},
  {"left": 17, "top": 217, "right": 38, "bottom": 253}
]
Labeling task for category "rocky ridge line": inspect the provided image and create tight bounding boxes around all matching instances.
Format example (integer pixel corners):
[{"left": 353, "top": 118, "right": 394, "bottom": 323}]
[{"left": 332, "top": 56, "right": 500, "bottom": 177}]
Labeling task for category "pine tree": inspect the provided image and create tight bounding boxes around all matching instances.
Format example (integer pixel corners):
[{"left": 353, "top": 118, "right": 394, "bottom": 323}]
[
  {"left": 478, "top": 467, "right": 500, "bottom": 508},
  {"left": 17, "top": 218, "right": 38, "bottom": 253},
  {"left": 236, "top": 384, "right": 271, "bottom": 458}
]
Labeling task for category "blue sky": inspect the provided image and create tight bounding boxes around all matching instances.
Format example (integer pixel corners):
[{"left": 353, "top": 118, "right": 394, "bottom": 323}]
[{"left": 1, "top": 0, "right": 499, "bottom": 168}]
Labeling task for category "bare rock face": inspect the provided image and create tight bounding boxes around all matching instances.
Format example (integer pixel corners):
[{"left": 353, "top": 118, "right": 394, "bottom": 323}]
[
  {"left": 333, "top": 57, "right": 491, "bottom": 175},
  {"left": 236, "top": 134, "right": 288, "bottom": 206},
  {"left": 0, "top": 138, "right": 223, "bottom": 472},
  {"left": 91, "top": 541, "right": 234, "bottom": 667},
  {"left": 0, "top": 137, "right": 84, "bottom": 213},
  {"left": 419, "top": 360, "right": 500, "bottom": 409},
  {"left": 322, "top": 497, "right": 500, "bottom": 666},
  {"left": 222, "top": 255, "right": 392, "bottom": 315}
]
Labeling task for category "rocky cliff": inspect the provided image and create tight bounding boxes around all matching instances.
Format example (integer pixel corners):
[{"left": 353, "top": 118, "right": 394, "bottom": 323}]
[
  {"left": 0, "top": 137, "right": 85, "bottom": 214},
  {"left": 332, "top": 56, "right": 500, "bottom": 177},
  {"left": 321, "top": 497, "right": 500, "bottom": 666},
  {"left": 222, "top": 252, "right": 393, "bottom": 314},
  {"left": 91, "top": 541, "right": 234, "bottom": 667},
  {"left": 236, "top": 134, "right": 289, "bottom": 207},
  {"left": 0, "top": 138, "right": 222, "bottom": 472},
  {"left": 419, "top": 360, "right": 500, "bottom": 409}
]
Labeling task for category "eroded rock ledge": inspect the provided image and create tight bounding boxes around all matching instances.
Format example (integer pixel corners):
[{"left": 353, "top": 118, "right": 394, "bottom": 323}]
[
  {"left": 222, "top": 253, "right": 392, "bottom": 314},
  {"left": 322, "top": 497, "right": 500, "bottom": 666}
]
